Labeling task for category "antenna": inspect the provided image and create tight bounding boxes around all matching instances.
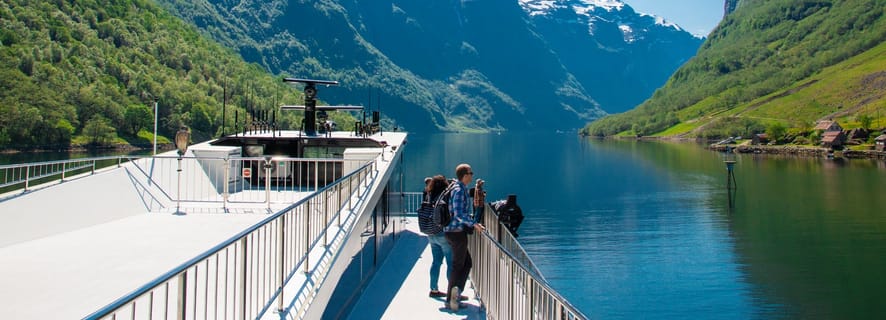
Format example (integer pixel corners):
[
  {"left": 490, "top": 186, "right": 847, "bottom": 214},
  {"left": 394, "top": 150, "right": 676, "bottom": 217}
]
[
  {"left": 282, "top": 78, "right": 340, "bottom": 136},
  {"left": 377, "top": 89, "right": 382, "bottom": 136},
  {"left": 222, "top": 70, "right": 227, "bottom": 137}
]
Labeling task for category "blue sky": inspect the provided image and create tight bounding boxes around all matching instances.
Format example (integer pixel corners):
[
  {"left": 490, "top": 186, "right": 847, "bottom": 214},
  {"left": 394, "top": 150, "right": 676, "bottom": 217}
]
[{"left": 625, "top": 0, "right": 725, "bottom": 36}]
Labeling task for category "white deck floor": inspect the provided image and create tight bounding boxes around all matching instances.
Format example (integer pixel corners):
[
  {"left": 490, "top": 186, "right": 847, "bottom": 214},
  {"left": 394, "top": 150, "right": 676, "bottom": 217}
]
[
  {"left": 0, "top": 210, "right": 268, "bottom": 319},
  {"left": 348, "top": 217, "right": 485, "bottom": 320}
]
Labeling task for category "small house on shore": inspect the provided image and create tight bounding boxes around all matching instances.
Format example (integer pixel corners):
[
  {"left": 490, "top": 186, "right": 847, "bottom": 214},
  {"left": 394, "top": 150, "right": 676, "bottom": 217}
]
[
  {"left": 821, "top": 131, "right": 846, "bottom": 148},
  {"left": 876, "top": 134, "right": 886, "bottom": 151},
  {"left": 814, "top": 120, "right": 843, "bottom": 132},
  {"left": 751, "top": 133, "right": 769, "bottom": 145}
]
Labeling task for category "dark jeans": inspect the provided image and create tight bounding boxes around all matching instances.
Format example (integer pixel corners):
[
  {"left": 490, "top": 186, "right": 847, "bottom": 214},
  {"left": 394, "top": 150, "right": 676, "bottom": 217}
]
[{"left": 445, "top": 231, "right": 472, "bottom": 297}]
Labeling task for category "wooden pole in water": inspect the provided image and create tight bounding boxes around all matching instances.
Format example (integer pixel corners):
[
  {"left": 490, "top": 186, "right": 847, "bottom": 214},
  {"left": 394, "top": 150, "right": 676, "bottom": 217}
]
[
  {"left": 725, "top": 159, "right": 737, "bottom": 209},
  {"left": 725, "top": 160, "right": 737, "bottom": 190}
]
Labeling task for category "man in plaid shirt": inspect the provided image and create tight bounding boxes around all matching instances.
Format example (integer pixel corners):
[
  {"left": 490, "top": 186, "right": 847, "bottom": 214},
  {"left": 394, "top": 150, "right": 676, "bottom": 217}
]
[{"left": 444, "top": 163, "right": 486, "bottom": 311}]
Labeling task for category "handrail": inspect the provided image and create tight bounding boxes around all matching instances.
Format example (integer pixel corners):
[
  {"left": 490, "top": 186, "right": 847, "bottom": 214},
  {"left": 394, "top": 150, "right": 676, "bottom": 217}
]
[
  {"left": 480, "top": 204, "right": 545, "bottom": 280},
  {"left": 84, "top": 160, "right": 378, "bottom": 320},
  {"left": 0, "top": 156, "right": 130, "bottom": 191},
  {"left": 1, "top": 154, "right": 371, "bottom": 212},
  {"left": 124, "top": 155, "right": 367, "bottom": 211},
  {"left": 399, "top": 191, "right": 543, "bottom": 277},
  {"left": 400, "top": 192, "right": 424, "bottom": 215},
  {"left": 399, "top": 192, "right": 586, "bottom": 319},
  {"left": 470, "top": 203, "right": 588, "bottom": 320}
]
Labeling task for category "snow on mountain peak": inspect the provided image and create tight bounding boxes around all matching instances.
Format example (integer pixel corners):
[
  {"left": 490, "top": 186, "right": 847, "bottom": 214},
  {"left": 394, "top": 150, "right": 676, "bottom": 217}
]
[
  {"left": 520, "top": 0, "right": 691, "bottom": 42},
  {"left": 636, "top": 12, "right": 683, "bottom": 32},
  {"left": 519, "top": 0, "right": 625, "bottom": 16},
  {"left": 574, "top": 0, "right": 625, "bottom": 12}
]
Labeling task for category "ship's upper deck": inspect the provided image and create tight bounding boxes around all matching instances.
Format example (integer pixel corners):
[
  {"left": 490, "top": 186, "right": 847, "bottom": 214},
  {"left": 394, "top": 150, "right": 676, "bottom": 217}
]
[
  {"left": 1, "top": 129, "right": 584, "bottom": 320},
  {"left": 0, "top": 131, "right": 409, "bottom": 319}
]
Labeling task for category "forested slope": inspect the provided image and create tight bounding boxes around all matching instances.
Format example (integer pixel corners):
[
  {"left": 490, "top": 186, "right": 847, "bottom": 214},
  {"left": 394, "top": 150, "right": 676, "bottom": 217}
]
[
  {"left": 0, "top": 0, "right": 348, "bottom": 150},
  {"left": 583, "top": 0, "right": 886, "bottom": 140}
]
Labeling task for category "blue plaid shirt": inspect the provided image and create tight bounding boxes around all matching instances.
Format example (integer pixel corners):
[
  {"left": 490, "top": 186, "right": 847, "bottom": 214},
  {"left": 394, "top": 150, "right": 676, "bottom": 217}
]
[{"left": 444, "top": 180, "right": 474, "bottom": 232}]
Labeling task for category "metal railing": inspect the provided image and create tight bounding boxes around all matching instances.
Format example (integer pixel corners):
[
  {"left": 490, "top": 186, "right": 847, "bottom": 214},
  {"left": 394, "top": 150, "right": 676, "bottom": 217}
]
[
  {"left": 478, "top": 204, "right": 545, "bottom": 280},
  {"left": 400, "top": 192, "right": 424, "bottom": 215},
  {"left": 471, "top": 203, "right": 588, "bottom": 320},
  {"left": 399, "top": 191, "right": 586, "bottom": 319},
  {"left": 1, "top": 155, "right": 371, "bottom": 213},
  {"left": 0, "top": 156, "right": 127, "bottom": 192},
  {"left": 84, "top": 160, "right": 378, "bottom": 320},
  {"left": 127, "top": 156, "right": 369, "bottom": 210}
]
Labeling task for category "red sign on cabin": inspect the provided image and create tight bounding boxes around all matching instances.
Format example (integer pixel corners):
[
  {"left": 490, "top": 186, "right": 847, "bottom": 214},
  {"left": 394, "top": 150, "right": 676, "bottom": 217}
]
[{"left": 242, "top": 168, "right": 252, "bottom": 178}]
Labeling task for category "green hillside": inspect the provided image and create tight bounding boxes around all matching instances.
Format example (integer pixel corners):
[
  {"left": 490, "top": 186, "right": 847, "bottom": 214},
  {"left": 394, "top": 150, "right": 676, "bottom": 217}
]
[
  {"left": 0, "top": 0, "right": 353, "bottom": 150},
  {"left": 582, "top": 0, "right": 886, "bottom": 141}
]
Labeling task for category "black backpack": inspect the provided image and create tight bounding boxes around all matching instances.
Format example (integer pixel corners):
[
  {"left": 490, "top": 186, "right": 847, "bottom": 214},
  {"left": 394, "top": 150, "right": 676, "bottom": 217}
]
[
  {"left": 418, "top": 182, "right": 455, "bottom": 235},
  {"left": 432, "top": 182, "right": 457, "bottom": 231}
]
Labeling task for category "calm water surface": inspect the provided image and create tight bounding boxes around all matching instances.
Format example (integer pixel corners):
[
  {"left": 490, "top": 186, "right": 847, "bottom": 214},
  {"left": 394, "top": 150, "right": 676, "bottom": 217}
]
[
  {"left": 402, "top": 132, "right": 886, "bottom": 319},
  {"left": 0, "top": 149, "right": 150, "bottom": 164}
]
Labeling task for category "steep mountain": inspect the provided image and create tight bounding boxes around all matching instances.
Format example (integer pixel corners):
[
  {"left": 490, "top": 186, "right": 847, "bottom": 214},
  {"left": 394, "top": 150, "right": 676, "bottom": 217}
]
[
  {"left": 157, "top": 0, "right": 703, "bottom": 132},
  {"left": 725, "top": 0, "right": 742, "bottom": 15},
  {"left": 583, "top": 0, "right": 886, "bottom": 139},
  {"left": 521, "top": 0, "right": 704, "bottom": 113},
  {"left": 0, "top": 0, "right": 704, "bottom": 151}
]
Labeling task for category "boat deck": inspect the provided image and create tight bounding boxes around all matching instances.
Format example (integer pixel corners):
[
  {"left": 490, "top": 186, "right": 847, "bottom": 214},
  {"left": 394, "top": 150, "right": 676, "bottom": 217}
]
[
  {"left": 0, "top": 130, "right": 490, "bottom": 319},
  {"left": 0, "top": 189, "right": 483, "bottom": 319},
  {"left": 0, "top": 169, "right": 270, "bottom": 318},
  {"left": 347, "top": 217, "right": 484, "bottom": 320}
]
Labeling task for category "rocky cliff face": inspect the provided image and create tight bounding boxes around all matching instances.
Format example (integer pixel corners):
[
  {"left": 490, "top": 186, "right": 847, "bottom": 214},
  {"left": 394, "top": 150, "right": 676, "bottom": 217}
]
[
  {"left": 725, "top": 0, "right": 742, "bottom": 15},
  {"left": 160, "top": 0, "right": 703, "bottom": 132},
  {"left": 520, "top": 0, "right": 704, "bottom": 113}
]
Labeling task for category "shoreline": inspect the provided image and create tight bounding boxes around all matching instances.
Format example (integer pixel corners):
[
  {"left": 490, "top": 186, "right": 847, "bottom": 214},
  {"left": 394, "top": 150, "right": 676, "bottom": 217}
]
[
  {"left": 1, "top": 143, "right": 173, "bottom": 155},
  {"left": 708, "top": 144, "right": 886, "bottom": 160},
  {"left": 581, "top": 134, "right": 886, "bottom": 160}
]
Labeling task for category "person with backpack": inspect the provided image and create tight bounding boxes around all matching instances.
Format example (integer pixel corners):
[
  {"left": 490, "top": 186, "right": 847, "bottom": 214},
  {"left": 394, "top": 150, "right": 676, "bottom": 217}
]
[
  {"left": 421, "top": 175, "right": 452, "bottom": 298},
  {"left": 444, "top": 163, "right": 485, "bottom": 311},
  {"left": 491, "top": 194, "right": 524, "bottom": 237}
]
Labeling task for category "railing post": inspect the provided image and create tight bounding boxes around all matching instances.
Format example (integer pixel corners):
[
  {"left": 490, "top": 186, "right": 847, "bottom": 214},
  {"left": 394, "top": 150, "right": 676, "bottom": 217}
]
[
  {"left": 265, "top": 158, "right": 272, "bottom": 210},
  {"left": 337, "top": 183, "right": 342, "bottom": 227},
  {"left": 23, "top": 165, "right": 30, "bottom": 191},
  {"left": 61, "top": 162, "right": 66, "bottom": 182},
  {"left": 314, "top": 160, "right": 319, "bottom": 192},
  {"left": 348, "top": 177, "right": 354, "bottom": 212},
  {"left": 278, "top": 215, "right": 285, "bottom": 312},
  {"left": 177, "top": 271, "right": 187, "bottom": 320},
  {"left": 323, "top": 190, "right": 329, "bottom": 247},
  {"left": 240, "top": 237, "right": 248, "bottom": 320},
  {"left": 92, "top": 160, "right": 96, "bottom": 175},
  {"left": 223, "top": 158, "right": 229, "bottom": 212},
  {"left": 509, "top": 260, "right": 515, "bottom": 320},
  {"left": 305, "top": 201, "right": 311, "bottom": 274},
  {"left": 364, "top": 166, "right": 369, "bottom": 188},
  {"left": 176, "top": 157, "right": 183, "bottom": 214}
]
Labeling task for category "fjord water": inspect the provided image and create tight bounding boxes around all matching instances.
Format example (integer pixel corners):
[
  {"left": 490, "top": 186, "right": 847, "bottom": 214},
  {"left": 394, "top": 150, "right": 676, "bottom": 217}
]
[{"left": 402, "top": 132, "right": 886, "bottom": 319}]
